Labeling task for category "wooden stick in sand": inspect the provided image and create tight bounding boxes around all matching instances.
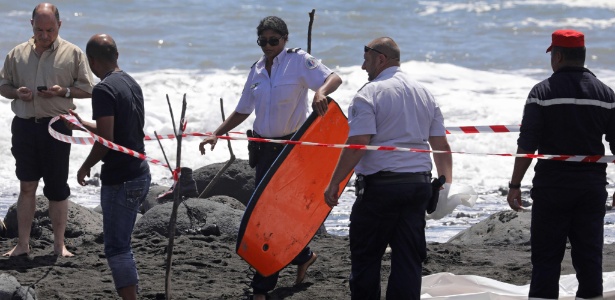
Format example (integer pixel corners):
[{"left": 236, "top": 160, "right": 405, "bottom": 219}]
[
  {"left": 198, "top": 98, "right": 236, "bottom": 199},
  {"left": 164, "top": 94, "right": 188, "bottom": 300},
  {"left": 307, "top": 9, "right": 315, "bottom": 54}
]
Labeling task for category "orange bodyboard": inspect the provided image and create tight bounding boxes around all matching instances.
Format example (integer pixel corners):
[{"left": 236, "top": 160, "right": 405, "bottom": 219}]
[{"left": 236, "top": 99, "right": 352, "bottom": 276}]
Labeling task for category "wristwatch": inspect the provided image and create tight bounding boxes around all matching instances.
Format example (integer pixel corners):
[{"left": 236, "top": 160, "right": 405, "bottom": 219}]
[
  {"left": 508, "top": 181, "right": 521, "bottom": 189},
  {"left": 65, "top": 87, "right": 71, "bottom": 98}
]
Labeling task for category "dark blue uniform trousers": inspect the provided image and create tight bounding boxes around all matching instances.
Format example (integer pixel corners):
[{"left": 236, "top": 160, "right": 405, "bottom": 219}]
[
  {"left": 349, "top": 180, "right": 431, "bottom": 300},
  {"left": 529, "top": 186, "right": 606, "bottom": 299},
  {"left": 250, "top": 142, "right": 313, "bottom": 295}
]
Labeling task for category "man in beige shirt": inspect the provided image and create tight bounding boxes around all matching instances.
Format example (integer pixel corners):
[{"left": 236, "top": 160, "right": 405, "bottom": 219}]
[{"left": 0, "top": 3, "right": 94, "bottom": 257}]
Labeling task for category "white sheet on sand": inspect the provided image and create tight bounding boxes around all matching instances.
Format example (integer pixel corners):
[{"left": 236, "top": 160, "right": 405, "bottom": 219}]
[{"left": 421, "top": 272, "right": 615, "bottom": 299}]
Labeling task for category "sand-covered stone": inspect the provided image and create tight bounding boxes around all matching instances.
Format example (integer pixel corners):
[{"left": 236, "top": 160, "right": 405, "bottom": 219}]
[
  {"left": 134, "top": 197, "right": 243, "bottom": 238},
  {"left": 447, "top": 210, "right": 531, "bottom": 245}
]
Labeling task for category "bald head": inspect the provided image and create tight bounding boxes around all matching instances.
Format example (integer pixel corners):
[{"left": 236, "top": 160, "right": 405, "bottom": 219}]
[
  {"left": 368, "top": 37, "right": 401, "bottom": 64},
  {"left": 31, "top": 3, "right": 61, "bottom": 51},
  {"left": 86, "top": 34, "right": 118, "bottom": 64},
  {"left": 32, "top": 3, "right": 60, "bottom": 23}
]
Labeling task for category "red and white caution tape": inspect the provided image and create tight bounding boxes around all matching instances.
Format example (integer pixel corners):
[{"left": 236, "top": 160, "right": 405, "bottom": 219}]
[
  {"left": 141, "top": 124, "right": 521, "bottom": 141},
  {"left": 445, "top": 125, "right": 519, "bottom": 134},
  {"left": 207, "top": 134, "right": 615, "bottom": 163},
  {"left": 49, "top": 115, "right": 170, "bottom": 169},
  {"left": 49, "top": 116, "right": 614, "bottom": 164}
]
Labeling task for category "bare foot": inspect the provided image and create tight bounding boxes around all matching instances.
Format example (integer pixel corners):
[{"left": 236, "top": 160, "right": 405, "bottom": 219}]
[
  {"left": 295, "top": 252, "right": 318, "bottom": 285},
  {"left": 3, "top": 244, "right": 30, "bottom": 257},
  {"left": 54, "top": 246, "right": 74, "bottom": 257},
  {"left": 253, "top": 294, "right": 266, "bottom": 300}
]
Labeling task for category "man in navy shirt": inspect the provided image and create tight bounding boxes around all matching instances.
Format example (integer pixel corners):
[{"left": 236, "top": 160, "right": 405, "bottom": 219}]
[
  {"left": 71, "top": 33, "right": 150, "bottom": 300},
  {"left": 507, "top": 29, "right": 615, "bottom": 299}
]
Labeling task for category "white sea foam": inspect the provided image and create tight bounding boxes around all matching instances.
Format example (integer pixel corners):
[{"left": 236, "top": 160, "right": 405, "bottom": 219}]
[
  {"left": 523, "top": 0, "right": 615, "bottom": 10},
  {"left": 418, "top": 0, "right": 615, "bottom": 16}
]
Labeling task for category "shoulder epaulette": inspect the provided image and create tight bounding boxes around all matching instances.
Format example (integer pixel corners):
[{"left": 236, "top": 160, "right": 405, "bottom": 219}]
[
  {"left": 287, "top": 48, "right": 301, "bottom": 53},
  {"left": 251, "top": 60, "right": 258, "bottom": 68}
]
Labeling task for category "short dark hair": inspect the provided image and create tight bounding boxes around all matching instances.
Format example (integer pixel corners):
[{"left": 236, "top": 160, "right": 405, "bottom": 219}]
[
  {"left": 551, "top": 46, "right": 586, "bottom": 65},
  {"left": 86, "top": 38, "right": 118, "bottom": 64},
  {"left": 32, "top": 4, "right": 60, "bottom": 23},
  {"left": 257, "top": 16, "right": 289, "bottom": 37}
]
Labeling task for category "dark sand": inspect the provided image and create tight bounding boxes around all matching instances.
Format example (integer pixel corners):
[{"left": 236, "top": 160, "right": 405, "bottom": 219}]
[{"left": 3, "top": 230, "right": 615, "bottom": 299}]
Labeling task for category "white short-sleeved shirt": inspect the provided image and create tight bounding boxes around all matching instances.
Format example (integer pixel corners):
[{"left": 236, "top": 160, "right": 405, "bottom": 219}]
[
  {"left": 348, "top": 66, "right": 446, "bottom": 175},
  {"left": 235, "top": 48, "right": 333, "bottom": 138}
]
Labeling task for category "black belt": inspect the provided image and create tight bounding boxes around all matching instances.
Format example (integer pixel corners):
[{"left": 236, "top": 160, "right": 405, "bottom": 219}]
[
  {"left": 253, "top": 131, "right": 295, "bottom": 152},
  {"left": 21, "top": 117, "right": 53, "bottom": 124},
  {"left": 363, "top": 171, "right": 431, "bottom": 185}
]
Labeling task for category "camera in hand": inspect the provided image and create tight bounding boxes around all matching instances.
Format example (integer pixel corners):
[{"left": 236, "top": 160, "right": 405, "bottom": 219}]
[{"left": 37, "top": 86, "right": 47, "bottom": 91}]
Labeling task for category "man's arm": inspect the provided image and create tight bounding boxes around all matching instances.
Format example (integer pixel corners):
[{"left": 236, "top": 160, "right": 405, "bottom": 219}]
[
  {"left": 428, "top": 136, "right": 453, "bottom": 183},
  {"left": 324, "top": 134, "right": 371, "bottom": 207},
  {"left": 507, "top": 146, "right": 534, "bottom": 211},
  {"left": 0, "top": 84, "right": 33, "bottom": 102},
  {"left": 46, "top": 85, "right": 91, "bottom": 99},
  {"left": 77, "top": 116, "right": 113, "bottom": 186},
  {"left": 68, "top": 109, "right": 97, "bottom": 133},
  {"left": 67, "top": 86, "right": 91, "bottom": 99}
]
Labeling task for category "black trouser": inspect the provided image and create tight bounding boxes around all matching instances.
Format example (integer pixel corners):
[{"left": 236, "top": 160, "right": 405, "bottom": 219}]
[
  {"left": 529, "top": 186, "right": 606, "bottom": 299},
  {"left": 11, "top": 116, "right": 71, "bottom": 200},
  {"left": 350, "top": 172, "right": 431, "bottom": 300},
  {"left": 250, "top": 137, "right": 312, "bottom": 295}
]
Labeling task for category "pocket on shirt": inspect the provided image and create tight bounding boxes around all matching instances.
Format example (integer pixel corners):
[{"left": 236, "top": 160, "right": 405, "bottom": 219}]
[
  {"left": 52, "top": 63, "right": 75, "bottom": 87},
  {"left": 273, "top": 76, "right": 302, "bottom": 105},
  {"left": 250, "top": 81, "right": 266, "bottom": 99},
  {"left": 275, "top": 75, "right": 301, "bottom": 87}
]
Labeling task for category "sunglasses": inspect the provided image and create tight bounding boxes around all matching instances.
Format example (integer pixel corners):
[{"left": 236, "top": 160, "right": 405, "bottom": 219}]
[
  {"left": 257, "top": 36, "right": 285, "bottom": 47},
  {"left": 364, "top": 45, "right": 387, "bottom": 58}
]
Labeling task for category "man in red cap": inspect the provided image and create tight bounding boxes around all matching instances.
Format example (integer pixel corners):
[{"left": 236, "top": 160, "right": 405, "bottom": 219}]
[{"left": 507, "top": 29, "right": 615, "bottom": 299}]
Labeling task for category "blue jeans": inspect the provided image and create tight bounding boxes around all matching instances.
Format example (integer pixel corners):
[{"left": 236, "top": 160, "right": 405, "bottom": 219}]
[{"left": 101, "top": 172, "right": 151, "bottom": 291}]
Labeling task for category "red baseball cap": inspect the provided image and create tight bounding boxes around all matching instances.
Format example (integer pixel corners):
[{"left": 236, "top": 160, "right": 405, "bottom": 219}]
[{"left": 546, "top": 29, "right": 585, "bottom": 53}]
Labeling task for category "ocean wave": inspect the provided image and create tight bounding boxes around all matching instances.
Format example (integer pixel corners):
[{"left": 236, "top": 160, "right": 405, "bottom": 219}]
[{"left": 417, "top": 0, "right": 615, "bottom": 17}]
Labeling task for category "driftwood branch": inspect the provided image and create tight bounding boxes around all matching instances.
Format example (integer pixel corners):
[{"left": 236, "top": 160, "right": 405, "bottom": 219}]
[
  {"left": 198, "top": 98, "right": 236, "bottom": 199},
  {"left": 167, "top": 94, "right": 178, "bottom": 136},
  {"left": 154, "top": 130, "right": 173, "bottom": 174},
  {"left": 306, "top": 8, "right": 329, "bottom": 236},
  {"left": 164, "top": 94, "right": 188, "bottom": 300},
  {"left": 307, "top": 9, "right": 315, "bottom": 54}
]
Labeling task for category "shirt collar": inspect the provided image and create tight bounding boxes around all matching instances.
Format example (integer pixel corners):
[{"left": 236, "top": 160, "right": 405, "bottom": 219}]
[
  {"left": 257, "top": 48, "right": 289, "bottom": 68},
  {"left": 554, "top": 66, "right": 595, "bottom": 77},
  {"left": 373, "top": 66, "right": 401, "bottom": 81},
  {"left": 28, "top": 36, "right": 61, "bottom": 53}
]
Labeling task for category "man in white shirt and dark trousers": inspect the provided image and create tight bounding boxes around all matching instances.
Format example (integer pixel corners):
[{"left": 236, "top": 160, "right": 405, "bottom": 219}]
[{"left": 324, "top": 37, "right": 453, "bottom": 300}]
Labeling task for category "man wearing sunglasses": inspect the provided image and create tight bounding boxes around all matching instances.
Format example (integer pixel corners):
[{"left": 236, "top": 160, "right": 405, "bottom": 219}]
[
  {"left": 199, "top": 15, "right": 342, "bottom": 300},
  {"left": 325, "top": 37, "right": 452, "bottom": 300}
]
